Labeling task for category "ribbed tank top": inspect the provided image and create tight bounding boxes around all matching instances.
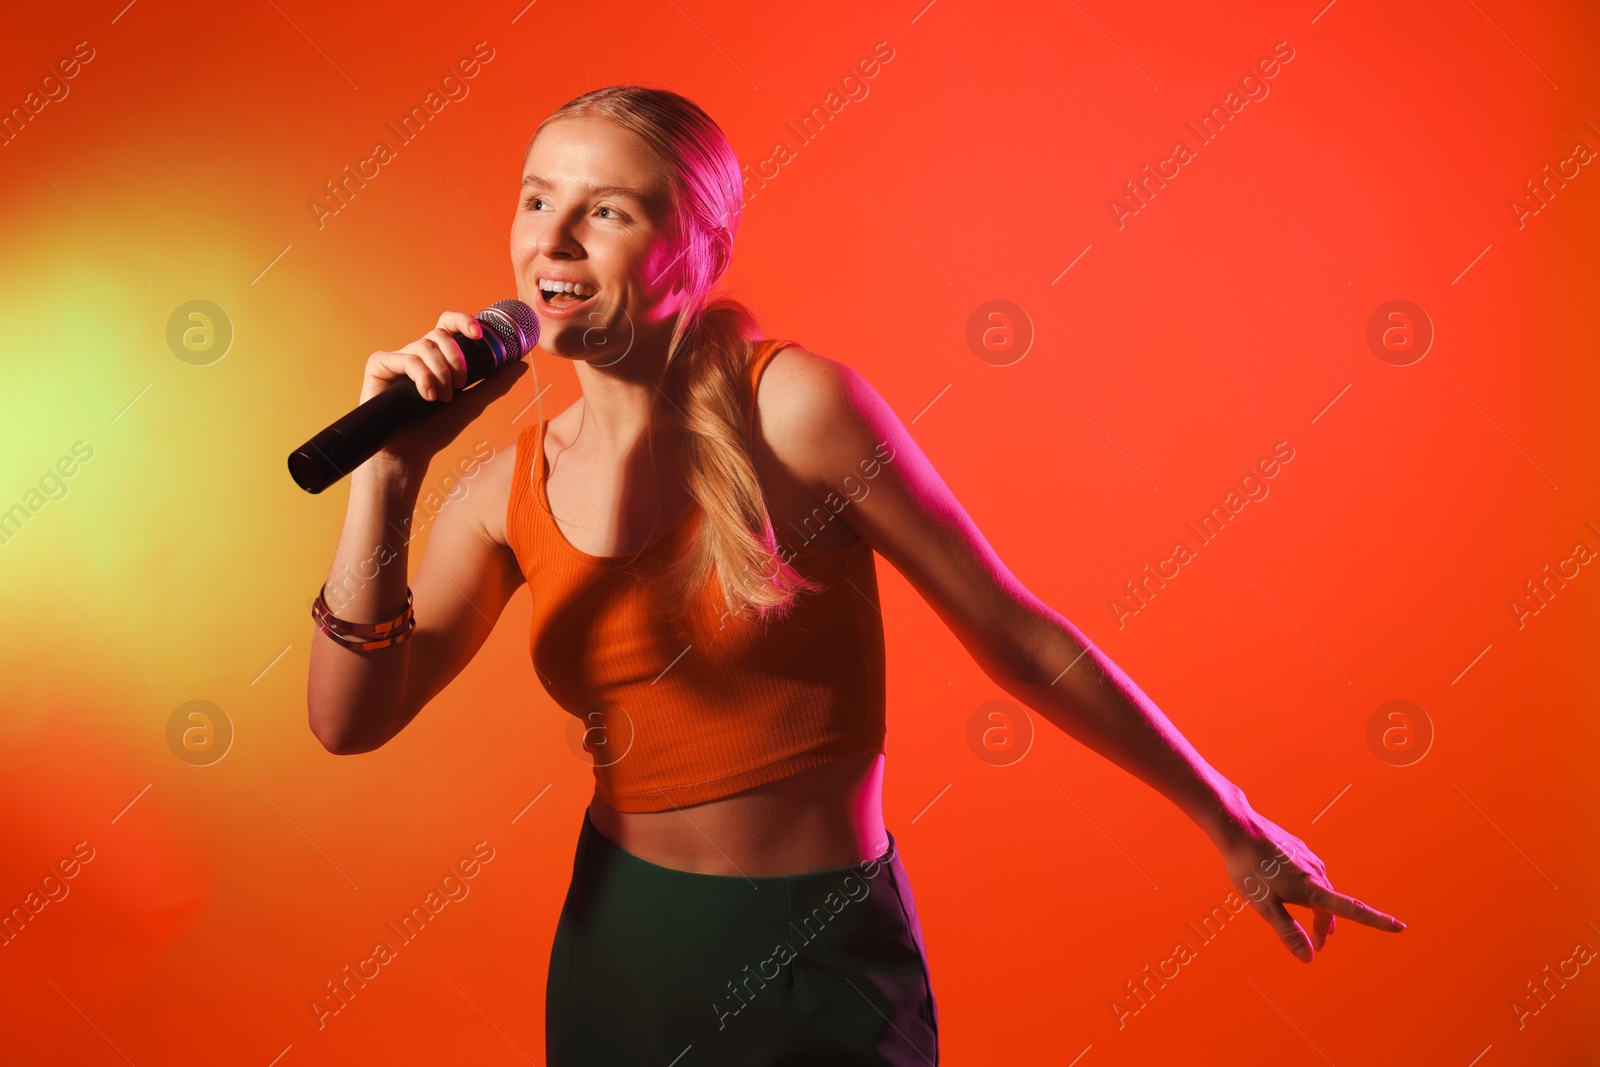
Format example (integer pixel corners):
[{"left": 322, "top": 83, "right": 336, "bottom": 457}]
[{"left": 505, "top": 339, "right": 888, "bottom": 812}]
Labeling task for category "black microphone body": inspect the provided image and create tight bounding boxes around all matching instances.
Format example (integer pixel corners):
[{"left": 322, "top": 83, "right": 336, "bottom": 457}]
[{"left": 288, "top": 299, "right": 539, "bottom": 494}]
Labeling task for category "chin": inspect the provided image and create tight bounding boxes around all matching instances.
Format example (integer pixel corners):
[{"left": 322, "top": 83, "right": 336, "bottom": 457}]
[
  {"left": 552, "top": 309, "right": 637, "bottom": 363},
  {"left": 537, "top": 332, "right": 584, "bottom": 360}
]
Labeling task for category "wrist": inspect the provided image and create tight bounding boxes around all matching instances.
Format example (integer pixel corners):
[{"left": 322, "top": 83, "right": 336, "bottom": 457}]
[
  {"left": 1192, "top": 779, "right": 1254, "bottom": 849},
  {"left": 353, "top": 458, "right": 425, "bottom": 500}
]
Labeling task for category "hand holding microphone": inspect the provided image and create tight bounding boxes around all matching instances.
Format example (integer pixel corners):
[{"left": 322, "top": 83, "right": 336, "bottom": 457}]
[{"left": 288, "top": 299, "right": 538, "bottom": 493}]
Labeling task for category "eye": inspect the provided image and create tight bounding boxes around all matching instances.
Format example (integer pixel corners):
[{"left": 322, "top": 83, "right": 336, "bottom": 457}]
[
  {"left": 523, "top": 195, "right": 547, "bottom": 210},
  {"left": 596, "top": 205, "right": 625, "bottom": 220}
]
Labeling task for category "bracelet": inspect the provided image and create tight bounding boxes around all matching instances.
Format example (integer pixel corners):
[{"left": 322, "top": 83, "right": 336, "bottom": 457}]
[
  {"left": 313, "top": 597, "right": 414, "bottom": 651},
  {"left": 316, "top": 618, "right": 414, "bottom": 652},
  {"left": 312, "top": 583, "right": 415, "bottom": 652},
  {"left": 315, "top": 583, "right": 412, "bottom": 636}
]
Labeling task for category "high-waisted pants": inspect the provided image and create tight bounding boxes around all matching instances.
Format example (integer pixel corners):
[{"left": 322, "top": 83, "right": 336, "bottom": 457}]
[{"left": 545, "top": 808, "right": 940, "bottom": 1065}]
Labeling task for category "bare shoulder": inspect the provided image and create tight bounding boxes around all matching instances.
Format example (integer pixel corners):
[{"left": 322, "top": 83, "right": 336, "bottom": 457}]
[
  {"left": 753, "top": 343, "right": 849, "bottom": 421},
  {"left": 751, "top": 343, "right": 896, "bottom": 496},
  {"left": 753, "top": 342, "right": 1051, "bottom": 683}
]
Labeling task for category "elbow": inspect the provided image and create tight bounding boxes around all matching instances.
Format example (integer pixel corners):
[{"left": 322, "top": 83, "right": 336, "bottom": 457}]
[
  {"left": 972, "top": 621, "right": 1055, "bottom": 689},
  {"left": 307, "top": 706, "right": 380, "bottom": 756},
  {"left": 317, "top": 736, "right": 366, "bottom": 757},
  {"left": 985, "top": 610, "right": 1081, "bottom": 690},
  {"left": 309, "top": 717, "right": 357, "bottom": 756}
]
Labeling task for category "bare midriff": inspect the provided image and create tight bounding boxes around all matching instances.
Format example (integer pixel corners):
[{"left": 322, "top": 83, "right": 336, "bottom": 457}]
[{"left": 585, "top": 751, "right": 888, "bottom": 877}]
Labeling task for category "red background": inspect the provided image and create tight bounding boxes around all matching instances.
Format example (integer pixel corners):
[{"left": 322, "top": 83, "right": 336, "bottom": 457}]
[{"left": 1, "top": 0, "right": 1597, "bottom": 1063}]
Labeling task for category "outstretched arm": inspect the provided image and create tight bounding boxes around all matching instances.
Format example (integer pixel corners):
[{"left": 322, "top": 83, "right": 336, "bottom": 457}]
[{"left": 754, "top": 346, "right": 1406, "bottom": 962}]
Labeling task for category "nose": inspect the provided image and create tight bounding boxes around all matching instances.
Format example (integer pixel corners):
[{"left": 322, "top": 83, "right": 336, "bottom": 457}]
[{"left": 536, "top": 208, "right": 584, "bottom": 260}]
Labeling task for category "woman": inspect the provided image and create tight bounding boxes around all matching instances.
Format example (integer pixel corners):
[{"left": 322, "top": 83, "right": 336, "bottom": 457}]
[{"left": 306, "top": 86, "right": 1405, "bottom": 1064}]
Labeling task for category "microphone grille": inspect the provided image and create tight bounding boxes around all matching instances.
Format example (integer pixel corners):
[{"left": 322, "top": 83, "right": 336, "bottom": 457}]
[{"left": 479, "top": 299, "right": 540, "bottom": 361}]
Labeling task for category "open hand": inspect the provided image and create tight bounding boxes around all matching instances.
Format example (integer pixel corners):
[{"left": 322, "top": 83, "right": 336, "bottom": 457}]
[{"left": 1216, "top": 805, "right": 1405, "bottom": 963}]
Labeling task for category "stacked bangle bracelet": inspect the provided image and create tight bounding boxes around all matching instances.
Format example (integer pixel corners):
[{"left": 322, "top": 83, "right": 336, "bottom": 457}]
[{"left": 312, "top": 583, "right": 415, "bottom": 652}]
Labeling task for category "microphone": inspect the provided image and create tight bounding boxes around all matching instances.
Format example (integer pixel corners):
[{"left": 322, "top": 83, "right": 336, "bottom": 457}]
[{"left": 288, "top": 299, "right": 539, "bottom": 494}]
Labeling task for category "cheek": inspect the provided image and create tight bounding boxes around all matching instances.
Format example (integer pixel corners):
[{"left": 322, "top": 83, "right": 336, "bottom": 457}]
[
  {"left": 612, "top": 281, "right": 665, "bottom": 325},
  {"left": 639, "top": 241, "right": 692, "bottom": 292},
  {"left": 510, "top": 222, "right": 540, "bottom": 262}
]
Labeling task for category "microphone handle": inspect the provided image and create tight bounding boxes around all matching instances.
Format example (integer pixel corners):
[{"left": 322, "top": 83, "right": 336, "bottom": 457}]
[{"left": 288, "top": 329, "right": 513, "bottom": 494}]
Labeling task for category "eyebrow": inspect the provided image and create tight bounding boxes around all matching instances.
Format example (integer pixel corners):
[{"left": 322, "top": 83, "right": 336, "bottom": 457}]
[{"left": 520, "top": 174, "right": 655, "bottom": 205}]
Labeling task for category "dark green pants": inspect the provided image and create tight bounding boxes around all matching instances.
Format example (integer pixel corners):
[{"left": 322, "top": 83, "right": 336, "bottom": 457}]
[{"left": 546, "top": 808, "right": 940, "bottom": 1065}]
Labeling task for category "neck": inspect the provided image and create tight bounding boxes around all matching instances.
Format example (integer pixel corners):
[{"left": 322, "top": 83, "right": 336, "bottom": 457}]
[{"left": 568, "top": 317, "right": 688, "bottom": 451}]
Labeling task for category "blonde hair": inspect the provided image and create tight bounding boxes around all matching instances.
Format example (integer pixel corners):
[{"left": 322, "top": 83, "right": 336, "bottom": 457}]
[{"left": 527, "top": 85, "right": 821, "bottom": 625}]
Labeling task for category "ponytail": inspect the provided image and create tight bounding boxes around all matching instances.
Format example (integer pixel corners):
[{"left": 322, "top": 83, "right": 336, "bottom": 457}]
[{"left": 530, "top": 86, "right": 823, "bottom": 626}]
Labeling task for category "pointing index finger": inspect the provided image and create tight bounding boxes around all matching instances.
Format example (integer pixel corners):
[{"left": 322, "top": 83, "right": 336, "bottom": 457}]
[{"left": 1309, "top": 885, "right": 1406, "bottom": 932}]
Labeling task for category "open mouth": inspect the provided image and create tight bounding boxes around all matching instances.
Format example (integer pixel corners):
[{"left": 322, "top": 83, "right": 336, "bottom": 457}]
[{"left": 538, "top": 280, "right": 598, "bottom": 308}]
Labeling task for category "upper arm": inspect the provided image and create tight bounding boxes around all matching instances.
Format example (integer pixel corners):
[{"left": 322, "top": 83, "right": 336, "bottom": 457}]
[
  {"left": 401, "top": 440, "right": 527, "bottom": 719},
  {"left": 755, "top": 346, "right": 1057, "bottom": 682}
]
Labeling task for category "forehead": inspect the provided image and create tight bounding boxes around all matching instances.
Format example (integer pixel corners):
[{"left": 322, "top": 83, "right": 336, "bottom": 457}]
[{"left": 522, "top": 117, "right": 674, "bottom": 208}]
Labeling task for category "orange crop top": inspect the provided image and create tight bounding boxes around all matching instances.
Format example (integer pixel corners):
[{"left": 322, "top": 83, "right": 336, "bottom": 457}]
[{"left": 504, "top": 338, "right": 888, "bottom": 812}]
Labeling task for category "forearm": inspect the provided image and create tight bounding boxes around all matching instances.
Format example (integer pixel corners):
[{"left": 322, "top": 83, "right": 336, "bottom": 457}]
[
  {"left": 998, "top": 613, "right": 1251, "bottom": 848},
  {"left": 306, "top": 463, "right": 423, "bottom": 753}
]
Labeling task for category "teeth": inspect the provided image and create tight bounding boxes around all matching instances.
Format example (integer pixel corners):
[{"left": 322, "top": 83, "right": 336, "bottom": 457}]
[{"left": 538, "top": 278, "right": 595, "bottom": 297}]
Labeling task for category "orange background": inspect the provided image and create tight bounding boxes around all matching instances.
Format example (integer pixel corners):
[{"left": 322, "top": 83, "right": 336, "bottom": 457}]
[{"left": 2, "top": 0, "right": 1597, "bottom": 1063}]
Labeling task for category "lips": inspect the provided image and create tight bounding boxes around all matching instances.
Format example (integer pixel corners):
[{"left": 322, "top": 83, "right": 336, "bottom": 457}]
[
  {"left": 539, "top": 287, "right": 594, "bottom": 305},
  {"left": 535, "top": 287, "right": 600, "bottom": 320},
  {"left": 534, "top": 272, "right": 602, "bottom": 319}
]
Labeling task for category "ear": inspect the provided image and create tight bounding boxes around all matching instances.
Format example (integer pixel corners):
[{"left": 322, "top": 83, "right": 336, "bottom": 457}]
[{"left": 709, "top": 229, "right": 732, "bottom": 281}]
